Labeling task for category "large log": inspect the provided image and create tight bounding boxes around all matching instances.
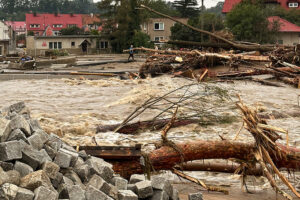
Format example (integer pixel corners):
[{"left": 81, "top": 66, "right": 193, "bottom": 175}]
[
  {"left": 111, "top": 140, "right": 300, "bottom": 178},
  {"left": 96, "top": 119, "right": 198, "bottom": 134}
]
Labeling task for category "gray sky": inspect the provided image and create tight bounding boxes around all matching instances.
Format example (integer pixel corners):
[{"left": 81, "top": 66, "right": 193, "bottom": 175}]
[{"left": 93, "top": 0, "right": 223, "bottom": 9}]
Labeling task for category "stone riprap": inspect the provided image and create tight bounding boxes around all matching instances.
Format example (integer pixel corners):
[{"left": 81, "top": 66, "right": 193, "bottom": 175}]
[{"left": 0, "top": 102, "right": 185, "bottom": 200}]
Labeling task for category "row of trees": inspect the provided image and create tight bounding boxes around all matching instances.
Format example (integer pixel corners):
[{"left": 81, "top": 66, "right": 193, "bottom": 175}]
[
  {"left": 0, "top": 0, "right": 99, "bottom": 20},
  {"left": 171, "top": 0, "right": 300, "bottom": 44}
]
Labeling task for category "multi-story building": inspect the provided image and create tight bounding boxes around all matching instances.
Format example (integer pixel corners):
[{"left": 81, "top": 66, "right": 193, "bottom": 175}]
[
  {"left": 141, "top": 18, "right": 188, "bottom": 45},
  {"left": 26, "top": 13, "right": 83, "bottom": 36},
  {"left": 5, "top": 21, "right": 26, "bottom": 36},
  {"left": 222, "top": 0, "right": 300, "bottom": 13},
  {"left": 0, "top": 21, "right": 16, "bottom": 55}
]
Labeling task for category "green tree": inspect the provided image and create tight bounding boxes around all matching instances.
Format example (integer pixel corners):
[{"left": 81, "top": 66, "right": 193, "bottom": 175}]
[
  {"left": 60, "top": 26, "right": 84, "bottom": 35},
  {"left": 131, "top": 30, "right": 153, "bottom": 48},
  {"left": 171, "top": 13, "right": 224, "bottom": 42},
  {"left": 172, "top": 0, "right": 199, "bottom": 18},
  {"left": 98, "top": 0, "right": 142, "bottom": 52},
  {"left": 225, "top": 1, "right": 278, "bottom": 43}
]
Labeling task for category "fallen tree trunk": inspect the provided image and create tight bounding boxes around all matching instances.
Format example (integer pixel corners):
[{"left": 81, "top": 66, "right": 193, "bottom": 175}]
[
  {"left": 177, "top": 162, "right": 263, "bottom": 176},
  {"left": 167, "top": 40, "right": 232, "bottom": 49},
  {"left": 97, "top": 119, "right": 198, "bottom": 134},
  {"left": 111, "top": 140, "right": 300, "bottom": 178}
]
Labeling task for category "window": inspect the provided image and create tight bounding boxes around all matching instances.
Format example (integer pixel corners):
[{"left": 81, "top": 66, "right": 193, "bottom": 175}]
[
  {"left": 67, "top": 24, "right": 77, "bottom": 28},
  {"left": 49, "top": 42, "right": 62, "bottom": 49},
  {"left": 71, "top": 42, "right": 75, "bottom": 47},
  {"left": 100, "top": 41, "right": 108, "bottom": 49},
  {"left": 53, "top": 24, "right": 63, "bottom": 28},
  {"left": 30, "top": 24, "right": 40, "bottom": 28},
  {"left": 288, "top": 2, "right": 298, "bottom": 7},
  {"left": 143, "top": 23, "right": 147, "bottom": 31},
  {"left": 154, "top": 22, "right": 164, "bottom": 30},
  {"left": 154, "top": 36, "right": 164, "bottom": 42},
  {"left": 34, "top": 32, "right": 39, "bottom": 36}
]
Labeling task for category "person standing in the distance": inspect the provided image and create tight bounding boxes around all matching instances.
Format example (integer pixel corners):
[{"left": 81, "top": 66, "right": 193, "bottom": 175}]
[{"left": 128, "top": 45, "right": 134, "bottom": 61}]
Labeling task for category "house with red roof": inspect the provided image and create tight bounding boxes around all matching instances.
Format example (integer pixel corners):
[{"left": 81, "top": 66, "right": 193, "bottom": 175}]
[
  {"left": 26, "top": 13, "right": 83, "bottom": 36},
  {"left": 268, "top": 16, "right": 300, "bottom": 45},
  {"left": 81, "top": 14, "right": 102, "bottom": 32},
  {"left": 5, "top": 21, "right": 26, "bottom": 36},
  {"left": 222, "top": 0, "right": 300, "bottom": 13}
]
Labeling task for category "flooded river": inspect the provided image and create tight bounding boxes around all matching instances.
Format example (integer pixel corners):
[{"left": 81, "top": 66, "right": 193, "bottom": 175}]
[{"left": 0, "top": 76, "right": 300, "bottom": 198}]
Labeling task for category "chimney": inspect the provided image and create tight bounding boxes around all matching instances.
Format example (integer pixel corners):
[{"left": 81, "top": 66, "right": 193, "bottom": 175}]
[{"left": 90, "top": 13, "right": 94, "bottom": 18}]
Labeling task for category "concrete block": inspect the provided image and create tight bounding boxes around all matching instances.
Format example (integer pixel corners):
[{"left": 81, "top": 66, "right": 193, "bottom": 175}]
[
  {"left": 86, "top": 174, "right": 105, "bottom": 190},
  {"left": 27, "top": 131, "right": 48, "bottom": 150},
  {"left": 74, "top": 164, "right": 89, "bottom": 183},
  {"left": 63, "top": 169, "right": 84, "bottom": 189},
  {"left": 151, "top": 176, "right": 173, "bottom": 197},
  {"left": 39, "top": 149, "right": 52, "bottom": 163},
  {"left": 113, "top": 177, "right": 128, "bottom": 190},
  {"left": 51, "top": 172, "right": 63, "bottom": 189},
  {"left": 0, "top": 161, "right": 14, "bottom": 171},
  {"left": 46, "top": 133, "right": 62, "bottom": 151},
  {"left": 59, "top": 148, "right": 78, "bottom": 167},
  {"left": 85, "top": 157, "right": 113, "bottom": 182},
  {"left": 100, "top": 182, "right": 118, "bottom": 199},
  {"left": 54, "top": 149, "right": 72, "bottom": 168},
  {"left": 29, "top": 119, "right": 42, "bottom": 133},
  {"left": 61, "top": 143, "right": 77, "bottom": 153},
  {"left": 44, "top": 144, "right": 57, "bottom": 160},
  {"left": 171, "top": 189, "right": 179, "bottom": 200},
  {"left": 0, "top": 183, "right": 18, "bottom": 199},
  {"left": 0, "top": 170, "right": 21, "bottom": 186},
  {"left": 188, "top": 192, "right": 203, "bottom": 200},
  {"left": 21, "top": 143, "right": 44, "bottom": 170},
  {"left": 129, "top": 174, "right": 145, "bottom": 184},
  {"left": 14, "top": 161, "right": 34, "bottom": 177},
  {"left": 150, "top": 190, "right": 169, "bottom": 200},
  {"left": 127, "top": 184, "right": 137, "bottom": 194},
  {"left": 15, "top": 187, "right": 34, "bottom": 200},
  {"left": 1, "top": 102, "right": 26, "bottom": 117},
  {"left": 68, "top": 185, "right": 86, "bottom": 200},
  {"left": 0, "top": 140, "right": 22, "bottom": 161},
  {"left": 61, "top": 176, "right": 74, "bottom": 186},
  {"left": 6, "top": 129, "right": 28, "bottom": 142},
  {"left": 34, "top": 186, "right": 58, "bottom": 200},
  {"left": 118, "top": 190, "right": 138, "bottom": 200},
  {"left": 20, "top": 170, "right": 52, "bottom": 191},
  {"left": 42, "top": 161, "right": 60, "bottom": 179},
  {"left": 85, "top": 185, "right": 109, "bottom": 200},
  {"left": 1, "top": 115, "right": 31, "bottom": 142},
  {"left": 135, "top": 180, "right": 153, "bottom": 199}
]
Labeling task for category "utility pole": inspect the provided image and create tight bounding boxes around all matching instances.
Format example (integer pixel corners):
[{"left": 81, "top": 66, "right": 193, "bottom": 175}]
[{"left": 201, "top": 0, "right": 204, "bottom": 42}]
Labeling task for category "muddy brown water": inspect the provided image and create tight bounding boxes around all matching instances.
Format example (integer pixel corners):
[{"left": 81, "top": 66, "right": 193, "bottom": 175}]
[{"left": 0, "top": 76, "right": 299, "bottom": 199}]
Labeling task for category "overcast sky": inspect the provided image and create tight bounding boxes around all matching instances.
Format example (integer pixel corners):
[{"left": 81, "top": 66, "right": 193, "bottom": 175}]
[{"left": 93, "top": 0, "right": 224, "bottom": 9}]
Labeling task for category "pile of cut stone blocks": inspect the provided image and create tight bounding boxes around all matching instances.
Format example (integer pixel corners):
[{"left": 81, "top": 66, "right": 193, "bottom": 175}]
[{"left": 0, "top": 102, "right": 185, "bottom": 200}]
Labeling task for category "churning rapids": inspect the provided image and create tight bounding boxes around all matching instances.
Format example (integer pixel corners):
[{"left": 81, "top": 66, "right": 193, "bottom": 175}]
[{"left": 0, "top": 76, "right": 300, "bottom": 198}]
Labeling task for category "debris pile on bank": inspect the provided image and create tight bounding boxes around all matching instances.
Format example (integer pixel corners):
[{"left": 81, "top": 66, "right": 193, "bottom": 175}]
[
  {"left": 0, "top": 102, "right": 180, "bottom": 200},
  {"left": 130, "top": 46, "right": 300, "bottom": 88}
]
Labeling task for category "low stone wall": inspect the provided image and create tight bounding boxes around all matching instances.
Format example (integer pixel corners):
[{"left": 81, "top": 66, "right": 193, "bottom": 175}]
[{"left": 36, "top": 57, "right": 77, "bottom": 67}]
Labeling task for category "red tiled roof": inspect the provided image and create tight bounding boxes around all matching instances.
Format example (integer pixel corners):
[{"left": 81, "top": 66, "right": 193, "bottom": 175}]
[
  {"left": 26, "top": 13, "right": 83, "bottom": 33},
  {"left": 268, "top": 16, "right": 300, "bottom": 32},
  {"left": 81, "top": 14, "right": 101, "bottom": 26},
  {"left": 5, "top": 21, "right": 26, "bottom": 30},
  {"left": 222, "top": 0, "right": 300, "bottom": 13}
]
